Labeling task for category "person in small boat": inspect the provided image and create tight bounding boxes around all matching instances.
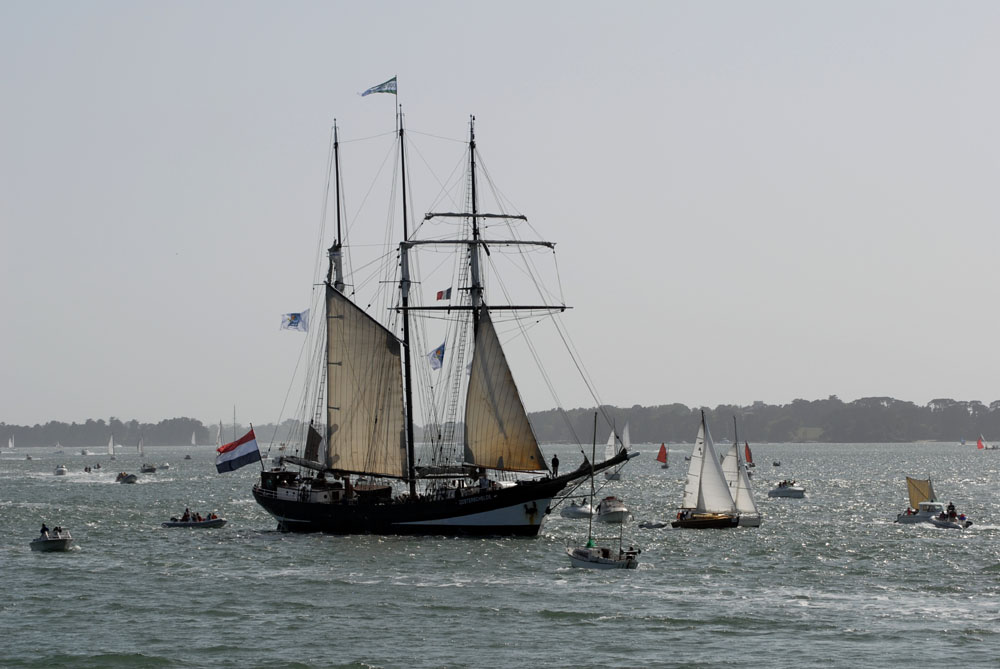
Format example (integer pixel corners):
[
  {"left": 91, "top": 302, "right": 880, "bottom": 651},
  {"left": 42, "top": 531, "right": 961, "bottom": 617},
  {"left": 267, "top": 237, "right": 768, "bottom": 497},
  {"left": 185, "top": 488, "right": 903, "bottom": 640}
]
[
  {"left": 40, "top": 523, "right": 50, "bottom": 538},
  {"left": 181, "top": 508, "right": 191, "bottom": 522},
  {"left": 551, "top": 454, "right": 559, "bottom": 477},
  {"left": 947, "top": 502, "right": 957, "bottom": 520}
]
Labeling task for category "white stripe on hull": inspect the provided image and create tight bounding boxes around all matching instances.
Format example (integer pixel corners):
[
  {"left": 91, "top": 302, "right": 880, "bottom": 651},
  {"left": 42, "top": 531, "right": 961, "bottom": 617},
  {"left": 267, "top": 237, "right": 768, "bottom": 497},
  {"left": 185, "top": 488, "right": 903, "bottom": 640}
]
[{"left": 396, "top": 497, "right": 553, "bottom": 529}]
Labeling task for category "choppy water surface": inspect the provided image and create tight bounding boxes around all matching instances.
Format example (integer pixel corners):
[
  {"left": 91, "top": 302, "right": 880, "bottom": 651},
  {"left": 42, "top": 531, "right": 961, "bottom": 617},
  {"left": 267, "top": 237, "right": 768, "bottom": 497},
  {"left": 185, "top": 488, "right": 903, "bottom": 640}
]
[{"left": 2, "top": 443, "right": 998, "bottom": 668}]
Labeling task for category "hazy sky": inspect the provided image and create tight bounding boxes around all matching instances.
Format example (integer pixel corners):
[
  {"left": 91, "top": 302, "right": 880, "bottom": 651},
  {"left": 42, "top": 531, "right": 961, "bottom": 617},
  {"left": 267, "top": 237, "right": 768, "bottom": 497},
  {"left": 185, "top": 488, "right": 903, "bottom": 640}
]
[{"left": 3, "top": 1, "right": 1000, "bottom": 426}]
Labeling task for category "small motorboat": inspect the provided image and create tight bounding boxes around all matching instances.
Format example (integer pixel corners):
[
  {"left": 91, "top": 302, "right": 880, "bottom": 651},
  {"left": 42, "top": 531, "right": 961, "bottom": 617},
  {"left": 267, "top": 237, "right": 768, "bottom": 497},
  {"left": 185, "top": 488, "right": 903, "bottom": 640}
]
[
  {"left": 768, "top": 480, "right": 805, "bottom": 498},
  {"left": 115, "top": 472, "right": 138, "bottom": 484},
  {"left": 566, "top": 543, "right": 639, "bottom": 570},
  {"left": 160, "top": 462, "right": 170, "bottom": 470},
  {"left": 772, "top": 460, "right": 781, "bottom": 467},
  {"left": 25, "top": 454, "right": 33, "bottom": 460},
  {"left": 184, "top": 454, "right": 192, "bottom": 460},
  {"left": 80, "top": 449, "right": 90, "bottom": 456},
  {"left": 162, "top": 517, "right": 227, "bottom": 528},
  {"left": 30, "top": 528, "right": 74, "bottom": 552},
  {"left": 54, "top": 464, "right": 68, "bottom": 476},
  {"left": 139, "top": 464, "right": 157, "bottom": 473},
  {"left": 595, "top": 496, "right": 630, "bottom": 524},
  {"left": 560, "top": 499, "right": 594, "bottom": 519},
  {"left": 928, "top": 513, "right": 972, "bottom": 529}
]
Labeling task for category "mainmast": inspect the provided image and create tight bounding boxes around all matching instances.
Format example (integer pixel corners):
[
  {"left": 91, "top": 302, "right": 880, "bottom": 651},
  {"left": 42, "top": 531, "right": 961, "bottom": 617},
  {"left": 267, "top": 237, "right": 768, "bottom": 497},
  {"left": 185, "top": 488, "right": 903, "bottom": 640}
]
[
  {"left": 327, "top": 121, "right": 345, "bottom": 293},
  {"left": 398, "top": 108, "right": 418, "bottom": 496},
  {"left": 468, "top": 116, "right": 484, "bottom": 334}
]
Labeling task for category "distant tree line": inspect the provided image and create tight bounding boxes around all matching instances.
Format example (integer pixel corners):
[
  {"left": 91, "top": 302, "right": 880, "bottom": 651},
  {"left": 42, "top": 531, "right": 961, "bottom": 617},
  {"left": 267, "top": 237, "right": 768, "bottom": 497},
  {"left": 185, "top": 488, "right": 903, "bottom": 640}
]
[
  {"left": 4, "top": 396, "right": 999, "bottom": 447},
  {"left": 528, "top": 396, "right": 1000, "bottom": 444}
]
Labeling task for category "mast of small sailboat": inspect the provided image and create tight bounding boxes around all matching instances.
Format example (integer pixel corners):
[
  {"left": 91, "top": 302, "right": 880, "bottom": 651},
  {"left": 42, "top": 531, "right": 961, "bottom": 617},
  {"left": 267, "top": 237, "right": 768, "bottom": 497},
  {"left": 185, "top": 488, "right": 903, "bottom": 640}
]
[
  {"left": 397, "top": 108, "right": 418, "bottom": 497},
  {"left": 587, "top": 412, "right": 597, "bottom": 544}
]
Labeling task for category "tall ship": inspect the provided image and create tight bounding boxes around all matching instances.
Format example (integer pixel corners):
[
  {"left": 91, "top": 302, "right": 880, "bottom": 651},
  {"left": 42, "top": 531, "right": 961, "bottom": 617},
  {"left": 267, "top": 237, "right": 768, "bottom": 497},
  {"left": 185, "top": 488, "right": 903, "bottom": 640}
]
[{"left": 251, "top": 107, "right": 629, "bottom": 535}]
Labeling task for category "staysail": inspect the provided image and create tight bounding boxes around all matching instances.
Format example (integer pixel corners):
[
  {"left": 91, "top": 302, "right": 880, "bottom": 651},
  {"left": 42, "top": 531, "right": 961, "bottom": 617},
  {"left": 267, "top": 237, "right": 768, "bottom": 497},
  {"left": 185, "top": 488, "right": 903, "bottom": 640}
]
[
  {"left": 905, "top": 477, "right": 936, "bottom": 508},
  {"left": 682, "top": 416, "right": 736, "bottom": 514},
  {"left": 326, "top": 285, "right": 407, "bottom": 478},
  {"left": 463, "top": 308, "right": 545, "bottom": 471}
]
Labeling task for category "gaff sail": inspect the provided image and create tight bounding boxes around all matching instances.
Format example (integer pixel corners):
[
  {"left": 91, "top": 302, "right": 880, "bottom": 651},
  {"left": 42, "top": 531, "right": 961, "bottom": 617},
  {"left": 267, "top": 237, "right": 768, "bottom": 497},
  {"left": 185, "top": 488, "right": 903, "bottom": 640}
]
[
  {"left": 463, "top": 308, "right": 545, "bottom": 472},
  {"left": 326, "top": 285, "right": 407, "bottom": 478}
]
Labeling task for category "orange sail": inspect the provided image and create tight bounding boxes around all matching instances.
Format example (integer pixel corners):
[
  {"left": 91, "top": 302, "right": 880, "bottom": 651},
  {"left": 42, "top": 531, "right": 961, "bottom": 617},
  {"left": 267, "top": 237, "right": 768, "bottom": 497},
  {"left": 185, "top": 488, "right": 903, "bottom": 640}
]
[
  {"left": 656, "top": 443, "right": 668, "bottom": 464},
  {"left": 744, "top": 442, "right": 753, "bottom": 465}
]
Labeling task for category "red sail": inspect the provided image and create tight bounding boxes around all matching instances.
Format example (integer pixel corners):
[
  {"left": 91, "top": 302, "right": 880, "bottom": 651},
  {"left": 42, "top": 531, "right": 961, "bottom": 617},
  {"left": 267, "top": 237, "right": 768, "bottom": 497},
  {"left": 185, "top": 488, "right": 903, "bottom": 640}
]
[
  {"left": 977, "top": 438, "right": 985, "bottom": 450},
  {"left": 744, "top": 442, "right": 754, "bottom": 464},
  {"left": 656, "top": 443, "right": 667, "bottom": 463}
]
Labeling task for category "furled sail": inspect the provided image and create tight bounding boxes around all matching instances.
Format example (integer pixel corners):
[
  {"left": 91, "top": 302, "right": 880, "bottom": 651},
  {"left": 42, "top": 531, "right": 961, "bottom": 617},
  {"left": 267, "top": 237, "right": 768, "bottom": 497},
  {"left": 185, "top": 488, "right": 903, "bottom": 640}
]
[
  {"left": 905, "top": 477, "right": 936, "bottom": 508},
  {"left": 682, "top": 417, "right": 736, "bottom": 514},
  {"left": 326, "top": 285, "right": 407, "bottom": 478},
  {"left": 463, "top": 308, "right": 545, "bottom": 471},
  {"left": 722, "top": 442, "right": 758, "bottom": 516}
]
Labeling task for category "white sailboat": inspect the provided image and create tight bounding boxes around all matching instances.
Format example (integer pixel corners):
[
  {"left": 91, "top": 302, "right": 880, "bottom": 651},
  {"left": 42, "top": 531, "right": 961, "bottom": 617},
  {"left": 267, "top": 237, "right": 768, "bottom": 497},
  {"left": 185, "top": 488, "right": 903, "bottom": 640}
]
[
  {"left": 721, "top": 417, "right": 760, "bottom": 527},
  {"left": 7, "top": 436, "right": 13, "bottom": 450},
  {"left": 107, "top": 435, "right": 115, "bottom": 460},
  {"left": 566, "top": 414, "right": 639, "bottom": 569},
  {"left": 191, "top": 431, "right": 196, "bottom": 447},
  {"left": 672, "top": 411, "right": 739, "bottom": 529},
  {"left": 604, "top": 424, "right": 632, "bottom": 480}
]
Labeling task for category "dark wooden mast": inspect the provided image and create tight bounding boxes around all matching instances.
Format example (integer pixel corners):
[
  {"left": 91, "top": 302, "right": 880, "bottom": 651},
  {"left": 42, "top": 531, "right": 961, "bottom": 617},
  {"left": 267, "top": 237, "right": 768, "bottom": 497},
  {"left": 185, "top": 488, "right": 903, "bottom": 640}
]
[{"left": 398, "top": 109, "right": 418, "bottom": 496}]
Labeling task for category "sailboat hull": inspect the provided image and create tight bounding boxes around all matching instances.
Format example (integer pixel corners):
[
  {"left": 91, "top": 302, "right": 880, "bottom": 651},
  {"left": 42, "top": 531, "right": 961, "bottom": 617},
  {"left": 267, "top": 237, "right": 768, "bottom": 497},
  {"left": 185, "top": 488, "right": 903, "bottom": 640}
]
[
  {"left": 253, "top": 478, "right": 562, "bottom": 536},
  {"left": 671, "top": 513, "right": 739, "bottom": 529},
  {"left": 252, "top": 452, "right": 629, "bottom": 536}
]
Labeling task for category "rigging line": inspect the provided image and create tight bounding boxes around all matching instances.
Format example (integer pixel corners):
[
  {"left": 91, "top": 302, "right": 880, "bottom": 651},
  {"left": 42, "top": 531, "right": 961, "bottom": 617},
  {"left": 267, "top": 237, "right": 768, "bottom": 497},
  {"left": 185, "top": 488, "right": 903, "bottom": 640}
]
[
  {"left": 405, "top": 133, "right": 467, "bottom": 223},
  {"left": 343, "top": 136, "right": 397, "bottom": 248},
  {"left": 407, "top": 128, "right": 466, "bottom": 143},
  {"left": 338, "top": 129, "right": 397, "bottom": 143},
  {"left": 550, "top": 310, "right": 617, "bottom": 434}
]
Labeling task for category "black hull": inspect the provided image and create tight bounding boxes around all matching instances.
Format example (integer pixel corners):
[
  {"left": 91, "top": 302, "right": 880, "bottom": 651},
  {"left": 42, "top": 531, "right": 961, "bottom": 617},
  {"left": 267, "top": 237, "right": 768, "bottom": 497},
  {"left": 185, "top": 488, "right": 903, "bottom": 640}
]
[
  {"left": 671, "top": 514, "right": 739, "bottom": 529},
  {"left": 253, "top": 477, "right": 562, "bottom": 536},
  {"left": 253, "top": 450, "right": 630, "bottom": 537}
]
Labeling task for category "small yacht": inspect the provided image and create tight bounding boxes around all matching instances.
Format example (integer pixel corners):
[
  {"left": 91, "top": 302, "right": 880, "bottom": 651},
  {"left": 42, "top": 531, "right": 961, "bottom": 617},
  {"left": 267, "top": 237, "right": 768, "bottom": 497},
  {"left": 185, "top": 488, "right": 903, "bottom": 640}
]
[
  {"left": 767, "top": 480, "right": 805, "bottom": 498},
  {"left": 54, "top": 464, "right": 68, "bottom": 476},
  {"left": 595, "top": 496, "right": 630, "bottom": 523}
]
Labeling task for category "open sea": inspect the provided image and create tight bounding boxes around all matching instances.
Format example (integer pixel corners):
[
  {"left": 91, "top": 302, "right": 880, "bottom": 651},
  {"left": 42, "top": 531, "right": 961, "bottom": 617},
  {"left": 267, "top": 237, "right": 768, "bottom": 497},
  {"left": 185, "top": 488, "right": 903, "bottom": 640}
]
[{"left": 2, "top": 442, "right": 998, "bottom": 668}]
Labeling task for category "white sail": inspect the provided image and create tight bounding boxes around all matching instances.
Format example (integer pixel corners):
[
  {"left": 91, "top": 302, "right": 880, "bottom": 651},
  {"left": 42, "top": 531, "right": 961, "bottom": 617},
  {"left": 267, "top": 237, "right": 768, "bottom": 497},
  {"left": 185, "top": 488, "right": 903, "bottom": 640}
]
[
  {"left": 8, "top": 436, "right": 13, "bottom": 450},
  {"left": 137, "top": 438, "right": 144, "bottom": 456},
  {"left": 216, "top": 421, "right": 223, "bottom": 449},
  {"left": 463, "top": 308, "right": 545, "bottom": 471},
  {"left": 722, "top": 441, "right": 758, "bottom": 516},
  {"left": 107, "top": 435, "right": 114, "bottom": 456},
  {"left": 604, "top": 430, "right": 615, "bottom": 461},
  {"left": 681, "top": 416, "right": 736, "bottom": 514},
  {"left": 191, "top": 431, "right": 196, "bottom": 446},
  {"left": 326, "top": 285, "right": 407, "bottom": 478}
]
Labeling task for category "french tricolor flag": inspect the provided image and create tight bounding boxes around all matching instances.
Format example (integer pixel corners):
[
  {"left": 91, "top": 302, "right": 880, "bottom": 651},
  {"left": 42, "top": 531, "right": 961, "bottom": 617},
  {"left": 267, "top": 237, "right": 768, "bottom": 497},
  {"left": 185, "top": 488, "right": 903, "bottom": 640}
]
[{"left": 216, "top": 428, "right": 262, "bottom": 473}]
